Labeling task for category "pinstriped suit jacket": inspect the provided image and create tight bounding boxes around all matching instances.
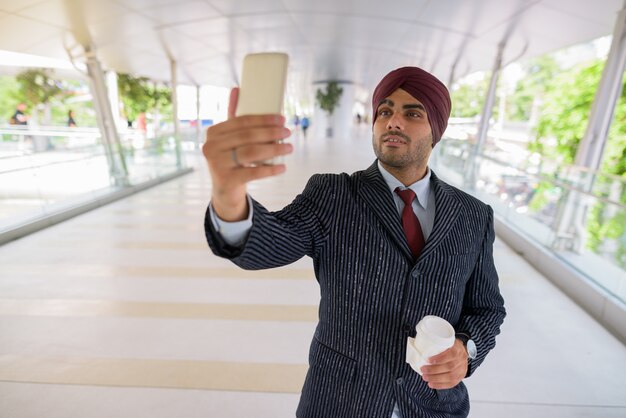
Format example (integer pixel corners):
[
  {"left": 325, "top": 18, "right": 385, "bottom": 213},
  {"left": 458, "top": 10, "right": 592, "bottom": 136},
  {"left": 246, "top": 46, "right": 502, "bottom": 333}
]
[{"left": 204, "top": 161, "right": 506, "bottom": 418}]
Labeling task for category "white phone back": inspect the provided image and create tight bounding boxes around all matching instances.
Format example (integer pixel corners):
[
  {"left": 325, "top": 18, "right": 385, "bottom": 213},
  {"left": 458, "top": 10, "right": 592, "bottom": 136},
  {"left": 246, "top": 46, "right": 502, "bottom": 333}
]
[{"left": 236, "top": 53, "right": 289, "bottom": 116}]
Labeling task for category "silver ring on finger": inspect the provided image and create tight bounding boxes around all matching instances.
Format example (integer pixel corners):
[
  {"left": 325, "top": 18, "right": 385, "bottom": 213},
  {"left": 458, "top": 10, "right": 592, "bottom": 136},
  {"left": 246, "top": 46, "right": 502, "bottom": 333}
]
[{"left": 231, "top": 148, "right": 241, "bottom": 167}]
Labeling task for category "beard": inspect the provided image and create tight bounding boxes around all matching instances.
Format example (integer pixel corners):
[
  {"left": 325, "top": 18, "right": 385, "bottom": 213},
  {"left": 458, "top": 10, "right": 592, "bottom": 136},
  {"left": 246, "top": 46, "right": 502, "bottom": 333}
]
[{"left": 372, "top": 131, "right": 432, "bottom": 169}]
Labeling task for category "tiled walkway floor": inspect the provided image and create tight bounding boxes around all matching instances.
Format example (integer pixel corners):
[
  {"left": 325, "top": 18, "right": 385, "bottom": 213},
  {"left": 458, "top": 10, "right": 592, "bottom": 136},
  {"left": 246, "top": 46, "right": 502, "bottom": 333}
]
[{"left": 1, "top": 128, "right": 625, "bottom": 417}]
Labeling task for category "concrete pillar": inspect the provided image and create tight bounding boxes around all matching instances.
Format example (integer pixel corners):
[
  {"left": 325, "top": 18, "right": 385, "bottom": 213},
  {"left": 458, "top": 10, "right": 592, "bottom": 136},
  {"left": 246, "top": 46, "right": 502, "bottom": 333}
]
[
  {"left": 332, "top": 82, "right": 355, "bottom": 139},
  {"left": 313, "top": 81, "right": 355, "bottom": 139}
]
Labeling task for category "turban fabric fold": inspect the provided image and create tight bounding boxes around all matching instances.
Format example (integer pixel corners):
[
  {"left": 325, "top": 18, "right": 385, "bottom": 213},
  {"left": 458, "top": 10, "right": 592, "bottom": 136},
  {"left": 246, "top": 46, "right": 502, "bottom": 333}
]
[{"left": 372, "top": 66, "right": 451, "bottom": 145}]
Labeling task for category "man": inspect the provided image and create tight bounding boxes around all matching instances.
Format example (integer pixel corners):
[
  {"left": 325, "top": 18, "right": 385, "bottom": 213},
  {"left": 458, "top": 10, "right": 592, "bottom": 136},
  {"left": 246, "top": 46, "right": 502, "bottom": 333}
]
[
  {"left": 67, "top": 110, "right": 77, "bottom": 127},
  {"left": 203, "top": 66, "right": 506, "bottom": 418},
  {"left": 10, "top": 103, "right": 29, "bottom": 125}
]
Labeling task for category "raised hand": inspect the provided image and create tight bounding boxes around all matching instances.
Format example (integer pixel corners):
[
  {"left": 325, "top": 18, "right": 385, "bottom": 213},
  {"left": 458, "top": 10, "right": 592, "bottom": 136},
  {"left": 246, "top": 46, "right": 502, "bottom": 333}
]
[{"left": 202, "top": 87, "right": 293, "bottom": 221}]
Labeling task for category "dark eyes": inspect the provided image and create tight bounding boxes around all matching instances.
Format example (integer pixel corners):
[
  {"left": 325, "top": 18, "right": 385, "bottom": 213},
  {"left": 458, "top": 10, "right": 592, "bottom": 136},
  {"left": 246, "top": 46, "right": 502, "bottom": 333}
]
[{"left": 377, "top": 108, "right": 422, "bottom": 118}]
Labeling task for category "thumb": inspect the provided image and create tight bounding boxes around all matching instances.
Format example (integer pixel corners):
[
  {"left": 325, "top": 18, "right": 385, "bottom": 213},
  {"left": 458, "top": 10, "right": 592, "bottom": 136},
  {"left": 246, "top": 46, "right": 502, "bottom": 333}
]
[{"left": 228, "top": 87, "right": 239, "bottom": 119}]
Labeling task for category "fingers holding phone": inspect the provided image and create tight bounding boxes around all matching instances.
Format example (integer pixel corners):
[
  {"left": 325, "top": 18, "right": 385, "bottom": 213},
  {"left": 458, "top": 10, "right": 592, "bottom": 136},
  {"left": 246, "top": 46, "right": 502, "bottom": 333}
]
[
  {"left": 204, "top": 87, "right": 292, "bottom": 172},
  {"left": 235, "top": 52, "right": 290, "bottom": 166},
  {"left": 230, "top": 135, "right": 293, "bottom": 168},
  {"left": 207, "top": 52, "right": 291, "bottom": 171},
  {"left": 202, "top": 53, "right": 291, "bottom": 221},
  {"left": 203, "top": 101, "right": 292, "bottom": 221},
  {"left": 203, "top": 101, "right": 291, "bottom": 183}
]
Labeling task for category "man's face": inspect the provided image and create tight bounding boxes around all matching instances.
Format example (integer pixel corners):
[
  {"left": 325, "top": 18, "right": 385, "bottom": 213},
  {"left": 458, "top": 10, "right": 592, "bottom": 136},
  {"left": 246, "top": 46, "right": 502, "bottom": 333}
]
[{"left": 372, "top": 88, "right": 433, "bottom": 171}]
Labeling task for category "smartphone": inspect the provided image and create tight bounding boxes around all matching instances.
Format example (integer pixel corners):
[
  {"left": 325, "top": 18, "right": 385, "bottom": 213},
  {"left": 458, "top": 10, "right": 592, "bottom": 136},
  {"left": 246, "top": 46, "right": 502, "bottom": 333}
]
[{"left": 236, "top": 52, "right": 289, "bottom": 165}]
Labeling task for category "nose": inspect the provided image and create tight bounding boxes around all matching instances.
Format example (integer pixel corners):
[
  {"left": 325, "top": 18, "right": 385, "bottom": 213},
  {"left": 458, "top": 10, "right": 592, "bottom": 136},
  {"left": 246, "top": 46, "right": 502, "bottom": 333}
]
[{"left": 386, "top": 112, "right": 403, "bottom": 131}]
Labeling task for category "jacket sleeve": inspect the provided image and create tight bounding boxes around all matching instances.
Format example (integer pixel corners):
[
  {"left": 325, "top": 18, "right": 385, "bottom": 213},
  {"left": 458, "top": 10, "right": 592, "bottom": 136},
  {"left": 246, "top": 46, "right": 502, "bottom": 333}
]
[
  {"left": 455, "top": 206, "right": 506, "bottom": 377},
  {"left": 204, "top": 174, "right": 336, "bottom": 270}
]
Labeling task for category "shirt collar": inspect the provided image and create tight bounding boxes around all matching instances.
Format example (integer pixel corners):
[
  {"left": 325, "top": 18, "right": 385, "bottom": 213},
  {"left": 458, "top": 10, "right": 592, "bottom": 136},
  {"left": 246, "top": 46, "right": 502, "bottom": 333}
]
[{"left": 377, "top": 161, "right": 431, "bottom": 210}]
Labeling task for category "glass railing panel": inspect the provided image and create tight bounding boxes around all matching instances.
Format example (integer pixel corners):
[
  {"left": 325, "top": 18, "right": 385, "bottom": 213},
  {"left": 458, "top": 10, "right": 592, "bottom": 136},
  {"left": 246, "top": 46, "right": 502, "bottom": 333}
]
[
  {"left": 0, "top": 125, "right": 191, "bottom": 236},
  {"left": 119, "top": 129, "right": 188, "bottom": 185},
  {"left": 0, "top": 126, "right": 112, "bottom": 231},
  {"left": 432, "top": 127, "right": 626, "bottom": 305}
]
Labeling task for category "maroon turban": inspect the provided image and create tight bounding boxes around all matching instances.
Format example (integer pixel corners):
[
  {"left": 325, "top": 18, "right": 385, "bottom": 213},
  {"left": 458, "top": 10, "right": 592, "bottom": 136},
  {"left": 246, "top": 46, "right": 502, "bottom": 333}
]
[{"left": 372, "top": 66, "right": 451, "bottom": 145}]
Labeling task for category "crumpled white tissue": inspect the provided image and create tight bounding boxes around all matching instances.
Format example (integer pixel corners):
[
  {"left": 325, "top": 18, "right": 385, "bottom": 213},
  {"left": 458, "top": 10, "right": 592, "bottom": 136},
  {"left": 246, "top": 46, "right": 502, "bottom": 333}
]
[{"left": 406, "top": 315, "right": 455, "bottom": 375}]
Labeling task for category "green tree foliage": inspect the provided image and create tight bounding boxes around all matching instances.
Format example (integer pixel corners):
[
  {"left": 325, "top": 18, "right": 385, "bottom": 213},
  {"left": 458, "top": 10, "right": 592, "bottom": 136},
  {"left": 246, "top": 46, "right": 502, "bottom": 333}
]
[
  {"left": 603, "top": 85, "right": 626, "bottom": 175},
  {"left": 15, "top": 69, "right": 66, "bottom": 107},
  {"left": 531, "top": 59, "right": 625, "bottom": 174},
  {"left": 531, "top": 61, "right": 607, "bottom": 164},
  {"left": 117, "top": 73, "right": 172, "bottom": 122},
  {"left": 15, "top": 69, "right": 67, "bottom": 125},
  {"left": 315, "top": 81, "right": 343, "bottom": 115},
  {"left": 508, "top": 56, "right": 560, "bottom": 121},
  {"left": 49, "top": 77, "right": 97, "bottom": 127},
  {"left": 531, "top": 59, "right": 626, "bottom": 266},
  {"left": 450, "top": 76, "right": 488, "bottom": 118},
  {"left": 0, "top": 76, "right": 21, "bottom": 123},
  {"left": 0, "top": 69, "right": 94, "bottom": 126}
]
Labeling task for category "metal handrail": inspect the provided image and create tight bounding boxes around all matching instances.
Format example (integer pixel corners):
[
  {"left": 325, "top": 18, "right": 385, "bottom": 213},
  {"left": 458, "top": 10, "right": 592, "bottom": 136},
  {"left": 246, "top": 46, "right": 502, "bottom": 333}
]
[
  {"left": 0, "top": 153, "right": 104, "bottom": 175},
  {"left": 0, "top": 131, "right": 185, "bottom": 175},
  {"left": 0, "top": 125, "right": 101, "bottom": 138},
  {"left": 474, "top": 152, "right": 626, "bottom": 210},
  {"left": 446, "top": 122, "right": 626, "bottom": 185},
  {"left": 441, "top": 124, "right": 626, "bottom": 198}
]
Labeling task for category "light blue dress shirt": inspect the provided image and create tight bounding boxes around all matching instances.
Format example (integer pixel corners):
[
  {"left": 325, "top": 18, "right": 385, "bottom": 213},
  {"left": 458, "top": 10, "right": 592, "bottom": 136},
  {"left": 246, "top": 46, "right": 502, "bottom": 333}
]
[
  {"left": 376, "top": 161, "right": 435, "bottom": 241},
  {"left": 209, "top": 195, "right": 254, "bottom": 246}
]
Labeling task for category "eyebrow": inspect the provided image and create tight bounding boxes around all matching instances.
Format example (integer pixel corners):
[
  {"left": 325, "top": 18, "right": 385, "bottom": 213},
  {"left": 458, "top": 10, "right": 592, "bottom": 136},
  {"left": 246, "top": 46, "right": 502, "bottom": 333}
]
[{"left": 377, "top": 99, "right": 426, "bottom": 112}]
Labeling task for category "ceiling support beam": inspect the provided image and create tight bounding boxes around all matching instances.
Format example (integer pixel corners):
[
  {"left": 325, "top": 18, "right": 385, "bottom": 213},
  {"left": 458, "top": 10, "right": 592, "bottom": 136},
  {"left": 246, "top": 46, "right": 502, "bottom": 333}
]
[
  {"left": 448, "top": 62, "right": 457, "bottom": 89},
  {"left": 85, "top": 46, "right": 129, "bottom": 187},
  {"left": 574, "top": 4, "right": 626, "bottom": 171},
  {"left": 464, "top": 41, "right": 506, "bottom": 189}
]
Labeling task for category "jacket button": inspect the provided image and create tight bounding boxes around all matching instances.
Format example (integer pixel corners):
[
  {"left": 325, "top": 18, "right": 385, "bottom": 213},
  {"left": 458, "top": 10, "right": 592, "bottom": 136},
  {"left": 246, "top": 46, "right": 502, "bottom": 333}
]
[
  {"left": 396, "top": 377, "right": 404, "bottom": 385},
  {"left": 402, "top": 324, "right": 412, "bottom": 333}
]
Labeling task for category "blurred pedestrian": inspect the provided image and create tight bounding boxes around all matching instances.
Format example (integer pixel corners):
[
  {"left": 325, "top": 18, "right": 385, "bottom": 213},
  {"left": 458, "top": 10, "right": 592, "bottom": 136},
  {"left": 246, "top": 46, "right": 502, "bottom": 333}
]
[
  {"left": 10, "top": 103, "right": 29, "bottom": 125},
  {"left": 294, "top": 114, "right": 300, "bottom": 130},
  {"left": 67, "top": 110, "right": 76, "bottom": 127},
  {"left": 137, "top": 112, "right": 147, "bottom": 133},
  {"left": 301, "top": 116, "right": 310, "bottom": 138}
]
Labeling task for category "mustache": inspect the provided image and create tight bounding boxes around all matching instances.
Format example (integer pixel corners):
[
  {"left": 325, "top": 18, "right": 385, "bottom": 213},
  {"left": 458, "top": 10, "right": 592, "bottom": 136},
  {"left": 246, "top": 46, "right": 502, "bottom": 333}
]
[{"left": 381, "top": 131, "right": 411, "bottom": 142}]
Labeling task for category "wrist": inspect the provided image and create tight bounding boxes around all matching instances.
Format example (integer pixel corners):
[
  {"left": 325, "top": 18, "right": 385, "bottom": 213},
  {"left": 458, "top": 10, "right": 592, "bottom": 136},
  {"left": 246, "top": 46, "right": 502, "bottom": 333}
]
[
  {"left": 212, "top": 191, "right": 249, "bottom": 222},
  {"left": 455, "top": 332, "right": 477, "bottom": 360}
]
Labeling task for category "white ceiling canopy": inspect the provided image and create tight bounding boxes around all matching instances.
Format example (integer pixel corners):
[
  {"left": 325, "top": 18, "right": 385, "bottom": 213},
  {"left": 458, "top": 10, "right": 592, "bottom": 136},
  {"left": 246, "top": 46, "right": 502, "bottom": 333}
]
[{"left": 0, "top": 0, "right": 623, "bottom": 97}]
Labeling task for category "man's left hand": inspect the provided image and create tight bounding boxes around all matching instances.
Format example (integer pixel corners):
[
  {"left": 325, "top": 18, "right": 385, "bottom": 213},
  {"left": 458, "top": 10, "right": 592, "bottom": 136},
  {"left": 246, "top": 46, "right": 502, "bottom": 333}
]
[{"left": 420, "top": 339, "right": 468, "bottom": 389}]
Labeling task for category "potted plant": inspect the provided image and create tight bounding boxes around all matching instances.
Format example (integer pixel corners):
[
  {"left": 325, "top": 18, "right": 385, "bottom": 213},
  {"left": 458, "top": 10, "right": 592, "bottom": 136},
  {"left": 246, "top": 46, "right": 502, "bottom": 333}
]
[{"left": 316, "top": 81, "right": 343, "bottom": 137}]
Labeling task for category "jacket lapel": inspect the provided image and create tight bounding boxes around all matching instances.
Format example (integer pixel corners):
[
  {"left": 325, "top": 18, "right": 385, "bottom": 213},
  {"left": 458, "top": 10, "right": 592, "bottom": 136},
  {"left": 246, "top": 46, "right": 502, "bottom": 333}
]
[
  {"left": 418, "top": 170, "right": 462, "bottom": 261},
  {"left": 358, "top": 161, "right": 413, "bottom": 260}
]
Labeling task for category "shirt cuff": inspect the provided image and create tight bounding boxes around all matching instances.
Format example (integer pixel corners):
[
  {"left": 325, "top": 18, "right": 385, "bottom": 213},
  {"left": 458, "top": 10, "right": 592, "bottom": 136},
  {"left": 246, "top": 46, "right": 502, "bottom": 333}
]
[{"left": 208, "top": 195, "right": 253, "bottom": 246}]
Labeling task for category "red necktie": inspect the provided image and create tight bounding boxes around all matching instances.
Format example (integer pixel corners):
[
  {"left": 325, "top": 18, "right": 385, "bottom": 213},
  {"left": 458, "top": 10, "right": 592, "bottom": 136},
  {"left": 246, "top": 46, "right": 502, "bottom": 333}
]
[{"left": 395, "top": 187, "right": 425, "bottom": 258}]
